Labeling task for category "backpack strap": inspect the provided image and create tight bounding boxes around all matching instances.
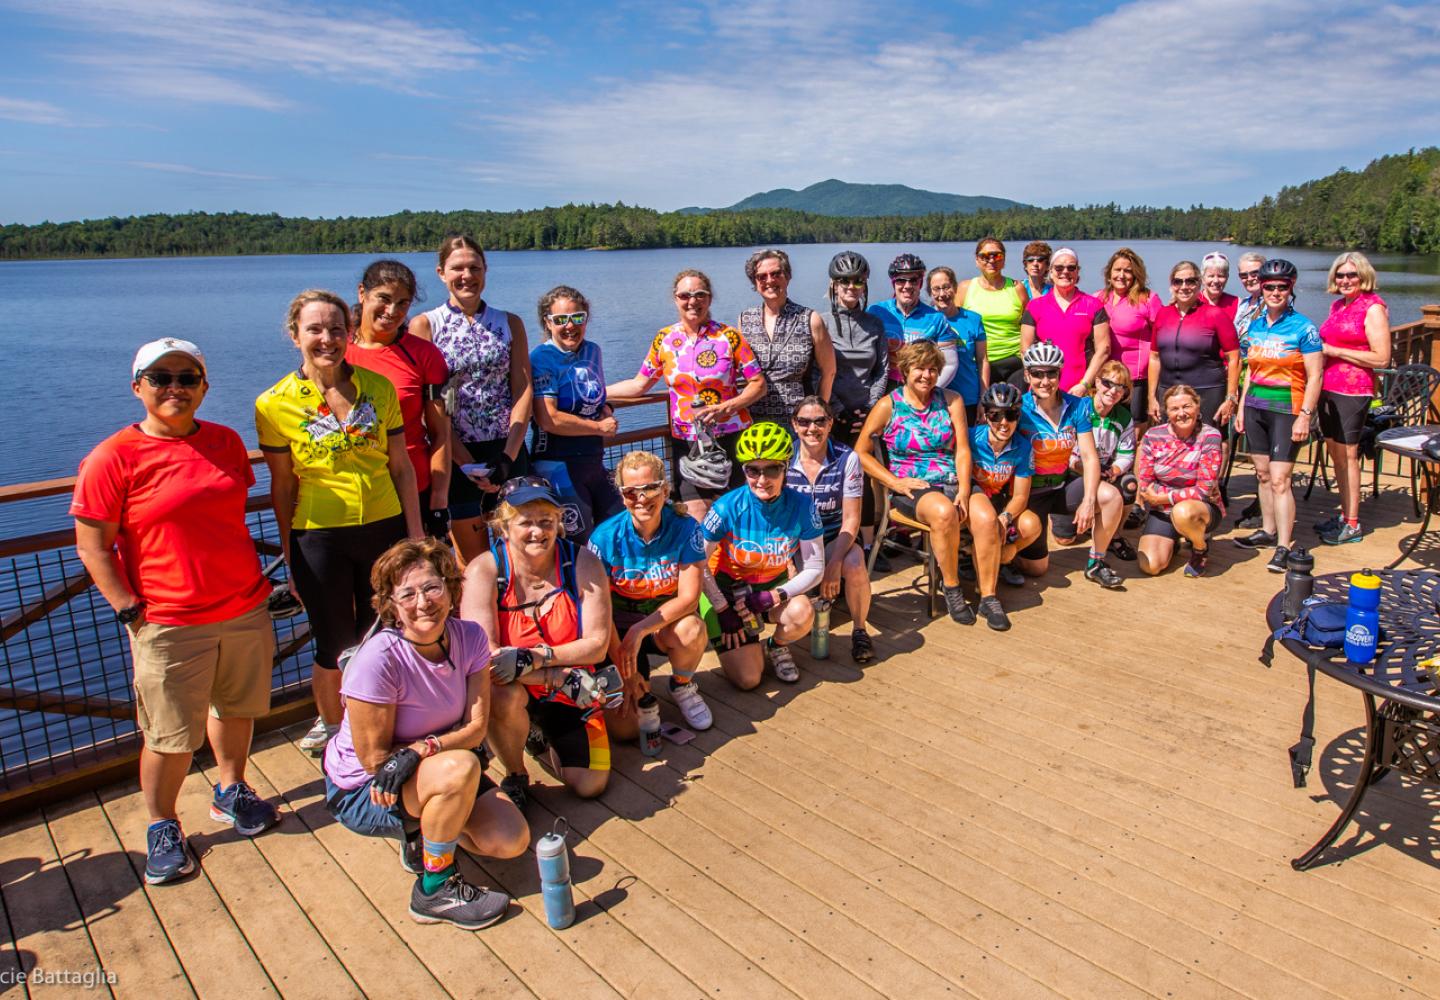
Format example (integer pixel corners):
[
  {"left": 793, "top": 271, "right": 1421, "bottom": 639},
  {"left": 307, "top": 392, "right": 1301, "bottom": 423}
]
[
  {"left": 557, "top": 537, "right": 582, "bottom": 638},
  {"left": 493, "top": 536, "right": 511, "bottom": 607},
  {"left": 1263, "top": 605, "right": 1319, "bottom": 787}
]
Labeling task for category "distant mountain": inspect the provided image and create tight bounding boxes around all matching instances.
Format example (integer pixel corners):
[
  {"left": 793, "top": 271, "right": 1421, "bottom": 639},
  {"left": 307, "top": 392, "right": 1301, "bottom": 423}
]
[{"left": 679, "top": 179, "right": 1023, "bottom": 218}]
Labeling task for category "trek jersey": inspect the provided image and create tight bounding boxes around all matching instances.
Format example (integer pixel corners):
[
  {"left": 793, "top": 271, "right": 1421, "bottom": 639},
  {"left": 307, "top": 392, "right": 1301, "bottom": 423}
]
[
  {"left": 1243, "top": 307, "right": 1322, "bottom": 414},
  {"left": 968, "top": 425, "right": 1033, "bottom": 498},
  {"left": 938, "top": 307, "right": 987, "bottom": 405},
  {"left": 587, "top": 505, "right": 706, "bottom": 603},
  {"left": 1018, "top": 390, "right": 1094, "bottom": 492},
  {"left": 867, "top": 298, "right": 956, "bottom": 383},
  {"left": 785, "top": 440, "right": 864, "bottom": 536},
  {"left": 530, "top": 339, "right": 608, "bottom": 459},
  {"left": 700, "top": 485, "right": 823, "bottom": 585}
]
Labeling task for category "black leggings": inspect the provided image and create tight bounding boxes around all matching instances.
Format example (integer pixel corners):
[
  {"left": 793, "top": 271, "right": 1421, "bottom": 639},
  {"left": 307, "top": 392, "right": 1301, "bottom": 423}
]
[
  {"left": 831, "top": 418, "right": 878, "bottom": 528},
  {"left": 291, "top": 514, "right": 405, "bottom": 667},
  {"left": 990, "top": 354, "right": 1026, "bottom": 389}
]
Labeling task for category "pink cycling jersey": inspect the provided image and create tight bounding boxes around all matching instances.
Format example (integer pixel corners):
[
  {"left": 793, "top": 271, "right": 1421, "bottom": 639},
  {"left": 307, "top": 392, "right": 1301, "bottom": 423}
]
[
  {"left": 1097, "top": 290, "right": 1161, "bottom": 380},
  {"left": 1320, "top": 292, "right": 1387, "bottom": 395},
  {"left": 1022, "top": 289, "right": 1108, "bottom": 389}
]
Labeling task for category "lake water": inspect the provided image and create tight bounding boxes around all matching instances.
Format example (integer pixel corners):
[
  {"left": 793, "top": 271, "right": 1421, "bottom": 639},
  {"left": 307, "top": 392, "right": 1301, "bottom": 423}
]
[{"left": 5, "top": 239, "right": 1439, "bottom": 538}]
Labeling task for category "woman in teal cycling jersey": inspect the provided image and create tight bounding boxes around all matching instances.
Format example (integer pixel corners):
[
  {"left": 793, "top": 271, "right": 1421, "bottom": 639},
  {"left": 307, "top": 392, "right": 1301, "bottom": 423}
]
[{"left": 967, "top": 382, "right": 1042, "bottom": 631}]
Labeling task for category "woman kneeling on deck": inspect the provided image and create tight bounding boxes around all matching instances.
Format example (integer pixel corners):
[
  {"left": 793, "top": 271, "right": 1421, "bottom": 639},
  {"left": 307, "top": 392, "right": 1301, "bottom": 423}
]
[
  {"left": 463, "top": 477, "right": 616, "bottom": 810},
  {"left": 322, "top": 538, "right": 527, "bottom": 930},
  {"left": 1135, "top": 385, "right": 1225, "bottom": 579}
]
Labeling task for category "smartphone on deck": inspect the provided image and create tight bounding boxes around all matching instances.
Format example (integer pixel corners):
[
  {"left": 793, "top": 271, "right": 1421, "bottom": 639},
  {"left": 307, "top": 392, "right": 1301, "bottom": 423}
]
[{"left": 660, "top": 723, "right": 694, "bottom": 745}]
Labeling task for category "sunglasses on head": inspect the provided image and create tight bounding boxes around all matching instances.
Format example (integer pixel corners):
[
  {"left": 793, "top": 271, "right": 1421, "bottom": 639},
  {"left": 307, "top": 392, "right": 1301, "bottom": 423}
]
[
  {"left": 499, "top": 475, "right": 555, "bottom": 500},
  {"left": 742, "top": 462, "right": 786, "bottom": 480},
  {"left": 547, "top": 311, "right": 587, "bottom": 327},
  {"left": 618, "top": 481, "right": 665, "bottom": 501},
  {"left": 138, "top": 371, "right": 203, "bottom": 388},
  {"left": 984, "top": 408, "right": 1020, "bottom": 423}
]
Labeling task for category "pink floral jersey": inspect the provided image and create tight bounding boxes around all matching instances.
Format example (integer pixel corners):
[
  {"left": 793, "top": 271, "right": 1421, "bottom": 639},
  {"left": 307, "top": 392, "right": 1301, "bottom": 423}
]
[
  {"left": 1137, "top": 422, "right": 1225, "bottom": 515},
  {"left": 639, "top": 320, "right": 762, "bottom": 441},
  {"left": 1319, "top": 293, "right": 1387, "bottom": 395}
]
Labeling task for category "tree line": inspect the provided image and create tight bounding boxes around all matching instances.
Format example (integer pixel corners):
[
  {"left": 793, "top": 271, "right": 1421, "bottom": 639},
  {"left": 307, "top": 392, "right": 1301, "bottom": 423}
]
[{"left": 3, "top": 149, "right": 1437, "bottom": 260}]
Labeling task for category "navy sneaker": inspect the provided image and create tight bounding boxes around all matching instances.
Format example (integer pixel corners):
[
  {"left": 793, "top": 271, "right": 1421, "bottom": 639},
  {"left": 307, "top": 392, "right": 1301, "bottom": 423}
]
[
  {"left": 145, "top": 819, "right": 195, "bottom": 885},
  {"left": 210, "top": 781, "right": 281, "bottom": 837}
]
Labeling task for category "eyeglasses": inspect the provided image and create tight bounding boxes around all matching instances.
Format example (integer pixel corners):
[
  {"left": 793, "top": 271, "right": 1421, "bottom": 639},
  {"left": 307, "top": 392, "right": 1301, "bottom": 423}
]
[
  {"left": 1026, "top": 368, "right": 1060, "bottom": 380},
  {"left": 984, "top": 408, "right": 1020, "bottom": 423},
  {"left": 978, "top": 252, "right": 1005, "bottom": 262},
  {"left": 891, "top": 276, "right": 921, "bottom": 286},
  {"left": 619, "top": 481, "right": 665, "bottom": 501},
  {"left": 547, "top": 311, "right": 588, "bottom": 327},
  {"left": 929, "top": 283, "right": 956, "bottom": 295},
  {"left": 1051, "top": 264, "right": 1079, "bottom": 274},
  {"left": 138, "top": 371, "right": 204, "bottom": 388},
  {"left": 393, "top": 581, "right": 447, "bottom": 605},
  {"left": 675, "top": 290, "right": 711, "bottom": 302},
  {"left": 1261, "top": 282, "right": 1293, "bottom": 293},
  {"left": 755, "top": 270, "right": 786, "bottom": 284},
  {"left": 1238, "top": 269, "right": 1261, "bottom": 282},
  {"left": 834, "top": 278, "right": 867, "bottom": 289},
  {"left": 1097, "top": 377, "right": 1126, "bottom": 393},
  {"left": 793, "top": 415, "right": 830, "bottom": 429},
  {"left": 1171, "top": 277, "right": 1200, "bottom": 287},
  {"left": 1334, "top": 271, "right": 1361, "bottom": 282},
  {"left": 1023, "top": 255, "right": 1049, "bottom": 265},
  {"left": 742, "top": 462, "right": 786, "bottom": 480}
]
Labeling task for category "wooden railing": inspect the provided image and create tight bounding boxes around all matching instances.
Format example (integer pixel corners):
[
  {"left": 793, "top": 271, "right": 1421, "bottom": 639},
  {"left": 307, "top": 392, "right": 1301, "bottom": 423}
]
[{"left": 0, "top": 393, "right": 672, "bottom": 812}]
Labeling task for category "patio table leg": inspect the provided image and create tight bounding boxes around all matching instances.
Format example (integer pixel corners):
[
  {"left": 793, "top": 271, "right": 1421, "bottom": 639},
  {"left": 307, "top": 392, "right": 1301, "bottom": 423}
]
[
  {"left": 1387, "top": 462, "right": 1437, "bottom": 569},
  {"left": 1292, "top": 693, "right": 1382, "bottom": 871}
]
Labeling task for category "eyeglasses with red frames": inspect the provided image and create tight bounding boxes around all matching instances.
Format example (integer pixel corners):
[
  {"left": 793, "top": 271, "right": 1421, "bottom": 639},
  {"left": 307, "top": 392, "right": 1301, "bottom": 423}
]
[{"left": 977, "top": 251, "right": 1005, "bottom": 262}]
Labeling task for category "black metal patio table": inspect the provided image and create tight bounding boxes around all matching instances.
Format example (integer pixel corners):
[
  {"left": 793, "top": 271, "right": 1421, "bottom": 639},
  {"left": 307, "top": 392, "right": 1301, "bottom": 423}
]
[
  {"left": 1265, "top": 569, "right": 1440, "bottom": 870},
  {"left": 1376, "top": 425, "right": 1440, "bottom": 568}
]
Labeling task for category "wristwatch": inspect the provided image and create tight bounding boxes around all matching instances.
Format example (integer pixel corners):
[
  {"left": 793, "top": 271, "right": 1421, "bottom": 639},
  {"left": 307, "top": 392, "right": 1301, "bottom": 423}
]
[
  {"left": 774, "top": 587, "right": 789, "bottom": 604},
  {"left": 116, "top": 603, "right": 144, "bottom": 626},
  {"left": 1300, "top": 406, "right": 1317, "bottom": 418}
]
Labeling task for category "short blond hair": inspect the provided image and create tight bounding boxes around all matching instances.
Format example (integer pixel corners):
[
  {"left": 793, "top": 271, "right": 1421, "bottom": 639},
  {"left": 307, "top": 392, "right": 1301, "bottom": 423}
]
[
  {"left": 490, "top": 498, "right": 566, "bottom": 537},
  {"left": 896, "top": 340, "right": 944, "bottom": 377},
  {"left": 1327, "top": 251, "right": 1378, "bottom": 294},
  {"left": 285, "top": 289, "right": 349, "bottom": 338}
]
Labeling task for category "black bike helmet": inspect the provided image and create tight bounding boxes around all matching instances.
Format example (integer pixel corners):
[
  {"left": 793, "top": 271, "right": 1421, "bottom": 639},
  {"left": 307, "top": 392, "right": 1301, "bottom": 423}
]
[
  {"left": 887, "top": 252, "right": 926, "bottom": 277},
  {"left": 828, "top": 250, "right": 870, "bottom": 281},
  {"left": 981, "top": 382, "right": 1023, "bottom": 411},
  {"left": 1256, "top": 259, "right": 1298, "bottom": 284}
]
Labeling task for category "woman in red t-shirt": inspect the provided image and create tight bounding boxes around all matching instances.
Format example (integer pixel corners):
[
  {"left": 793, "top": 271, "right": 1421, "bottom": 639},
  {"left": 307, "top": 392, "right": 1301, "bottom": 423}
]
[{"left": 72, "top": 339, "right": 280, "bottom": 885}]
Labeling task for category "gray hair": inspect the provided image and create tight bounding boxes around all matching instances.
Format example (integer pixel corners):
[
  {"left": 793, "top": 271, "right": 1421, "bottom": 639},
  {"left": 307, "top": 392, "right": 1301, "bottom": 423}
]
[
  {"left": 1201, "top": 251, "right": 1230, "bottom": 276},
  {"left": 744, "top": 249, "right": 792, "bottom": 283},
  {"left": 1237, "top": 252, "right": 1265, "bottom": 269}
]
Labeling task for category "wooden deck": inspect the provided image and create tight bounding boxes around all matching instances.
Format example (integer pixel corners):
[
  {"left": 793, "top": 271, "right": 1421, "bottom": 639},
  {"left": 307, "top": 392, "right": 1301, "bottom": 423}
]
[{"left": 5, "top": 468, "right": 1440, "bottom": 999}]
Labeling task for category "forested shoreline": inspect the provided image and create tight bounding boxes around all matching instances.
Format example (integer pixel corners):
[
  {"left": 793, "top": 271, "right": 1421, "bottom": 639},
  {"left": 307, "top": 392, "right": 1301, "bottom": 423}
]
[{"left": 4, "top": 148, "right": 1437, "bottom": 261}]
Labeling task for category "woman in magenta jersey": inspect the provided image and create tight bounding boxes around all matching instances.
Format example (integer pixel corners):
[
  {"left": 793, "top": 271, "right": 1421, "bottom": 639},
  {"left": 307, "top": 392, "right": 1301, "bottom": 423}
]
[
  {"left": 1096, "top": 247, "right": 1162, "bottom": 435},
  {"left": 1018, "top": 247, "right": 1111, "bottom": 397},
  {"left": 1147, "top": 260, "right": 1241, "bottom": 431},
  {"left": 1314, "top": 252, "right": 1391, "bottom": 545},
  {"left": 1200, "top": 251, "right": 1239, "bottom": 327},
  {"left": 347, "top": 260, "right": 453, "bottom": 541}
]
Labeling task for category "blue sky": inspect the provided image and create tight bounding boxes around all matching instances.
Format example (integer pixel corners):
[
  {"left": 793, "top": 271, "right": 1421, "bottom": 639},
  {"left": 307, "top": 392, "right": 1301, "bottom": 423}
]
[{"left": 1, "top": 0, "right": 1437, "bottom": 225}]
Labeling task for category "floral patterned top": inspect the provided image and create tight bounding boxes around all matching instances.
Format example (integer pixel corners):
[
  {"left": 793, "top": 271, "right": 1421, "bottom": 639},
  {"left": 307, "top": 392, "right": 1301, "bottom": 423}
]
[
  {"left": 640, "top": 319, "right": 762, "bottom": 441},
  {"left": 424, "top": 300, "right": 516, "bottom": 443},
  {"left": 255, "top": 365, "right": 403, "bottom": 529},
  {"left": 883, "top": 388, "right": 956, "bottom": 484},
  {"left": 739, "top": 299, "right": 816, "bottom": 422}
]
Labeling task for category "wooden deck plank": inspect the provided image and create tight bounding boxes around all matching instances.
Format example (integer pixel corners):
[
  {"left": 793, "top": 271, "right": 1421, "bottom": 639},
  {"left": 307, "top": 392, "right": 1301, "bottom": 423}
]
[
  {"left": 42, "top": 792, "right": 192, "bottom": 997},
  {"left": 0, "top": 809, "right": 109, "bottom": 998},
  {"left": 96, "top": 782, "right": 277, "bottom": 998}
]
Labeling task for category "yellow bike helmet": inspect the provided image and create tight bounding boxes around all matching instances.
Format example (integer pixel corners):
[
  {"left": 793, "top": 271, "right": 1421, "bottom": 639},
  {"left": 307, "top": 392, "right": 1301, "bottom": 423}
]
[{"left": 735, "top": 421, "right": 794, "bottom": 463}]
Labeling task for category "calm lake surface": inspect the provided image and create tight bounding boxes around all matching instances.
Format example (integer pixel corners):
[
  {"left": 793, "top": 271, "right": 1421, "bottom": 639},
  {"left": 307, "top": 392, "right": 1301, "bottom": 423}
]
[{"left": 5, "top": 240, "right": 1439, "bottom": 537}]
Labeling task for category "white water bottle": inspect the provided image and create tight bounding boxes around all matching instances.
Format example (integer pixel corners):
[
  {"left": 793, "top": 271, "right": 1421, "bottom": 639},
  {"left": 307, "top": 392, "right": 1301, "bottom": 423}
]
[{"left": 638, "top": 693, "right": 662, "bottom": 756}]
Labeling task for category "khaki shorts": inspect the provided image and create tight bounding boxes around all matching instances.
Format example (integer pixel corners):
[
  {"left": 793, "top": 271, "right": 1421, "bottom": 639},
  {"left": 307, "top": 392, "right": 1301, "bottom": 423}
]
[{"left": 130, "top": 603, "right": 274, "bottom": 754}]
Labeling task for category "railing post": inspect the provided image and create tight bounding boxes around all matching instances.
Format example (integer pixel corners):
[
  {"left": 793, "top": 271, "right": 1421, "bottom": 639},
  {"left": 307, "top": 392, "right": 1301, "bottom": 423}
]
[{"left": 1424, "top": 305, "right": 1440, "bottom": 411}]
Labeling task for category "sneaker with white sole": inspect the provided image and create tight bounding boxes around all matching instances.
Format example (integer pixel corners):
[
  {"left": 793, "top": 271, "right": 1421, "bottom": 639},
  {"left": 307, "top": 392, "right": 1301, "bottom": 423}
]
[
  {"left": 144, "top": 819, "right": 195, "bottom": 885},
  {"left": 409, "top": 872, "right": 510, "bottom": 929},
  {"left": 210, "top": 781, "right": 280, "bottom": 837},
  {"left": 669, "top": 677, "right": 712, "bottom": 730},
  {"left": 298, "top": 716, "right": 337, "bottom": 756},
  {"left": 767, "top": 640, "right": 800, "bottom": 683}
]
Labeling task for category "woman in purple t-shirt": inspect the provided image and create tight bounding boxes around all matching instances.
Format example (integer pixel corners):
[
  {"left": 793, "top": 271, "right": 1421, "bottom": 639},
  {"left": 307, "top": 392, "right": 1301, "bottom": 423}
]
[
  {"left": 322, "top": 538, "right": 528, "bottom": 930},
  {"left": 1315, "top": 252, "right": 1391, "bottom": 545}
]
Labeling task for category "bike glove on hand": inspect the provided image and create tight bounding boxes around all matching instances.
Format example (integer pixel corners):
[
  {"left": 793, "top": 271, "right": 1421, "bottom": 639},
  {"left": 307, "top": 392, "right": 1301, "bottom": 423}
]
[
  {"left": 744, "top": 589, "right": 777, "bottom": 615},
  {"left": 560, "top": 668, "right": 603, "bottom": 710},
  {"left": 423, "top": 507, "right": 451, "bottom": 539},
  {"left": 489, "top": 647, "right": 531, "bottom": 685},
  {"left": 374, "top": 747, "right": 422, "bottom": 795},
  {"left": 716, "top": 606, "right": 746, "bottom": 636}
]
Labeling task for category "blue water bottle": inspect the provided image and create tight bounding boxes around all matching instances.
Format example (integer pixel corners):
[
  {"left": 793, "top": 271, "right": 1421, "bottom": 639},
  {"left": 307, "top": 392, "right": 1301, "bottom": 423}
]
[
  {"left": 1344, "top": 570, "right": 1382, "bottom": 665},
  {"left": 535, "top": 818, "right": 575, "bottom": 929}
]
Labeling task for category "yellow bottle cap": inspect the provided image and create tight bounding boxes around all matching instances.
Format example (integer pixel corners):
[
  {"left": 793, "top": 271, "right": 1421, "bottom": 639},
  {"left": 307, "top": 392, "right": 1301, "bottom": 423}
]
[{"left": 1351, "top": 571, "right": 1381, "bottom": 590}]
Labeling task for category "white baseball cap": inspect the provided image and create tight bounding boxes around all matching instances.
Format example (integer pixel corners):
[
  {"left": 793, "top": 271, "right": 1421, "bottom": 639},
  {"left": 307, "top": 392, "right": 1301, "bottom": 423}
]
[{"left": 132, "top": 338, "right": 207, "bottom": 379}]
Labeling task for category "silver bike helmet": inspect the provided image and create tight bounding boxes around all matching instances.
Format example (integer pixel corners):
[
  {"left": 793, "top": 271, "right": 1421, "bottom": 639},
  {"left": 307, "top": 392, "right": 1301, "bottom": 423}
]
[
  {"left": 1022, "top": 341, "right": 1066, "bottom": 370},
  {"left": 678, "top": 423, "right": 733, "bottom": 492}
]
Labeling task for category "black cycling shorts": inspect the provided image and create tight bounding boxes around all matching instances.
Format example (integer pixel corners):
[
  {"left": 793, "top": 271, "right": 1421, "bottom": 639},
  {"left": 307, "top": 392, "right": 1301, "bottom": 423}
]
[
  {"left": 527, "top": 698, "right": 610, "bottom": 772},
  {"left": 1243, "top": 405, "right": 1303, "bottom": 463},
  {"left": 670, "top": 431, "right": 744, "bottom": 503},
  {"left": 1142, "top": 500, "right": 1222, "bottom": 541},
  {"left": 290, "top": 514, "right": 405, "bottom": 668},
  {"left": 1319, "top": 392, "right": 1369, "bottom": 445},
  {"left": 1018, "top": 478, "right": 1087, "bottom": 561},
  {"left": 449, "top": 440, "right": 531, "bottom": 521}
]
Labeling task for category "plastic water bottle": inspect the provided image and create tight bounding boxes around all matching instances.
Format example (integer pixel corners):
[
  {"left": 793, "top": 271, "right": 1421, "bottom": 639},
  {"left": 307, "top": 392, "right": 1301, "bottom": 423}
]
[
  {"left": 1282, "top": 547, "right": 1315, "bottom": 620},
  {"left": 637, "top": 693, "right": 662, "bottom": 757},
  {"left": 811, "top": 599, "right": 831, "bottom": 659},
  {"left": 535, "top": 819, "right": 575, "bottom": 930},
  {"left": 1345, "top": 570, "right": 1382, "bottom": 665}
]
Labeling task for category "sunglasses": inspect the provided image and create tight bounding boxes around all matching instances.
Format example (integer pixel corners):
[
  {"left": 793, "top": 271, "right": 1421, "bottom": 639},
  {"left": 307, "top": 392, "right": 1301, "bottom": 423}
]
[
  {"left": 1238, "top": 269, "right": 1261, "bottom": 281},
  {"left": 1097, "top": 376, "right": 1126, "bottom": 393},
  {"left": 547, "top": 311, "right": 588, "bottom": 327},
  {"left": 393, "top": 581, "right": 447, "bottom": 606},
  {"left": 619, "top": 481, "right": 665, "bottom": 501},
  {"left": 1334, "top": 271, "right": 1360, "bottom": 281},
  {"left": 984, "top": 408, "right": 1020, "bottom": 423},
  {"left": 676, "top": 290, "right": 711, "bottom": 302},
  {"left": 978, "top": 252, "right": 1006, "bottom": 262},
  {"left": 793, "top": 415, "right": 830, "bottom": 429},
  {"left": 1171, "top": 277, "right": 1200, "bottom": 287},
  {"left": 755, "top": 271, "right": 786, "bottom": 284},
  {"left": 1026, "top": 368, "right": 1060, "bottom": 380},
  {"left": 834, "top": 278, "right": 867, "bottom": 289},
  {"left": 499, "top": 475, "right": 555, "bottom": 500},
  {"left": 743, "top": 462, "right": 786, "bottom": 480},
  {"left": 139, "top": 371, "right": 203, "bottom": 388},
  {"left": 1051, "top": 264, "right": 1079, "bottom": 274},
  {"left": 1261, "top": 282, "right": 1293, "bottom": 293},
  {"left": 1023, "top": 255, "right": 1049, "bottom": 265}
]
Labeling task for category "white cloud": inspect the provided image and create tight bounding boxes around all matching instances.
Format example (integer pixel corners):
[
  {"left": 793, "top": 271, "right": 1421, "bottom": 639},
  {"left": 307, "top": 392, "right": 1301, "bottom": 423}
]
[
  {"left": 128, "top": 160, "right": 275, "bottom": 181},
  {"left": 0, "top": 96, "right": 75, "bottom": 125},
  {"left": 481, "top": 0, "right": 1440, "bottom": 208}
]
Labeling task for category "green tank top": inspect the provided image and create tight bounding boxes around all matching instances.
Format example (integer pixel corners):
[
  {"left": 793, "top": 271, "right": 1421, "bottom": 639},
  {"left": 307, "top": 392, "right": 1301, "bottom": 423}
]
[{"left": 962, "top": 277, "right": 1024, "bottom": 361}]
